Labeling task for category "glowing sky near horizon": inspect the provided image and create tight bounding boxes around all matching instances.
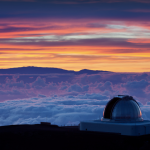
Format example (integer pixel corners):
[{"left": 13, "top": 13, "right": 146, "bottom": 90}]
[{"left": 1, "top": 0, "right": 150, "bottom": 72}]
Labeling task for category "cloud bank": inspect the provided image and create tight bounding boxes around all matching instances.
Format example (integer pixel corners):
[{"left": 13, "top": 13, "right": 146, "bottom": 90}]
[
  {"left": 0, "top": 71, "right": 150, "bottom": 126},
  {"left": 0, "top": 93, "right": 149, "bottom": 126},
  {"left": 0, "top": 95, "right": 108, "bottom": 126}
]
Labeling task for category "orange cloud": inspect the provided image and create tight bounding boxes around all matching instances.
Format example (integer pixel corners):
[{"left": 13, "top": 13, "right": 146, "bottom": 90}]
[{"left": 0, "top": 18, "right": 150, "bottom": 72}]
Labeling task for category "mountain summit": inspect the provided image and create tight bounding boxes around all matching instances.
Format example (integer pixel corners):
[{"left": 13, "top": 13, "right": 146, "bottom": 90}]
[{"left": 0, "top": 67, "right": 110, "bottom": 74}]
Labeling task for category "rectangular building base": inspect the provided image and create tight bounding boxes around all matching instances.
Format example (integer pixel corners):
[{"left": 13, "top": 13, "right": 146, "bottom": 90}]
[{"left": 80, "top": 120, "right": 150, "bottom": 136}]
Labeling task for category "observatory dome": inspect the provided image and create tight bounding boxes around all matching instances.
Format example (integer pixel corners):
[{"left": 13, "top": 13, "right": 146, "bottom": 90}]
[{"left": 101, "top": 95, "right": 143, "bottom": 122}]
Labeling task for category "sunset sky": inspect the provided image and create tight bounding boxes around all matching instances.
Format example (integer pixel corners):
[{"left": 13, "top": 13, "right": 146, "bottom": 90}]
[
  {"left": 1, "top": 0, "right": 150, "bottom": 72},
  {"left": 1, "top": 0, "right": 150, "bottom": 126}
]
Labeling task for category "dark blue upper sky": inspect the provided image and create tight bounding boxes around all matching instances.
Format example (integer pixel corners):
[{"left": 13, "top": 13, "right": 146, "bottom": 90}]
[{"left": 0, "top": 0, "right": 150, "bottom": 19}]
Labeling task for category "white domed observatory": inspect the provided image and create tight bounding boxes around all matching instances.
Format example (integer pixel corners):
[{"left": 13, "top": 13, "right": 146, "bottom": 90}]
[{"left": 80, "top": 95, "right": 150, "bottom": 136}]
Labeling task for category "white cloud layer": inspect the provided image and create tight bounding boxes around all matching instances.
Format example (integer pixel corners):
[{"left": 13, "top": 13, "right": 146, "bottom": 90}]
[{"left": 0, "top": 94, "right": 149, "bottom": 126}]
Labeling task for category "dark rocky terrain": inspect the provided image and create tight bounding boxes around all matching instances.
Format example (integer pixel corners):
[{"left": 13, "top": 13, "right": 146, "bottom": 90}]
[{"left": 0, "top": 123, "right": 150, "bottom": 150}]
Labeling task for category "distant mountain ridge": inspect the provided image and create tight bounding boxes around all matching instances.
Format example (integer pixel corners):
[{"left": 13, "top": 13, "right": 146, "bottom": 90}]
[{"left": 0, "top": 67, "right": 110, "bottom": 74}]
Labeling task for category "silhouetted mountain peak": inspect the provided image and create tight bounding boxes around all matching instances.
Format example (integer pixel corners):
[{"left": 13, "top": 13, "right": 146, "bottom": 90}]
[
  {"left": 77, "top": 69, "right": 109, "bottom": 74},
  {"left": 0, "top": 66, "right": 110, "bottom": 74}
]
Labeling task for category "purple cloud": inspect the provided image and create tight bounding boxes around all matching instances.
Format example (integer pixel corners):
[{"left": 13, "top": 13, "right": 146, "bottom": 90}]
[
  {"left": 121, "top": 79, "right": 150, "bottom": 101},
  {"left": 78, "top": 93, "right": 109, "bottom": 100},
  {"left": 48, "top": 83, "right": 57, "bottom": 90},
  {"left": 96, "top": 81, "right": 113, "bottom": 92},
  {"left": 32, "top": 77, "right": 47, "bottom": 89},
  {"left": 60, "top": 85, "right": 68, "bottom": 90},
  {"left": 6, "top": 81, "right": 25, "bottom": 88},
  {"left": 3, "top": 38, "right": 150, "bottom": 49},
  {"left": 122, "top": 79, "right": 149, "bottom": 90},
  {"left": 68, "top": 84, "right": 89, "bottom": 92}
]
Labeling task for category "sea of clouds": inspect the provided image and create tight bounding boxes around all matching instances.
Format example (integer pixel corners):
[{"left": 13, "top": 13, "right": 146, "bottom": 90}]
[
  {"left": 0, "top": 72, "right": 150, "bottom": 126},
  {"left": 0, "top": 94, "right": 108, "bottom": 126}
]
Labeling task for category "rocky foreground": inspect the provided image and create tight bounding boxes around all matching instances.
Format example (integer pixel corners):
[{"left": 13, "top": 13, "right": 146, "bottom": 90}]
[{"left": 0, "top": 123, "right": 150, "bottom": 150}]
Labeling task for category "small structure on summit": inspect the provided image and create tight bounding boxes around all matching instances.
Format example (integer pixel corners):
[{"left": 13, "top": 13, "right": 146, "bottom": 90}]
[{"left": 80, "top": 95, "right": 150, "bottom": 136}]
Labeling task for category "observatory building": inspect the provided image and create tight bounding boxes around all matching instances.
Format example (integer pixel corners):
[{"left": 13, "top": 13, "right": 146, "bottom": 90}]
[{"left": 80, "top": 95, "right": 150, "bottom": 136}]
